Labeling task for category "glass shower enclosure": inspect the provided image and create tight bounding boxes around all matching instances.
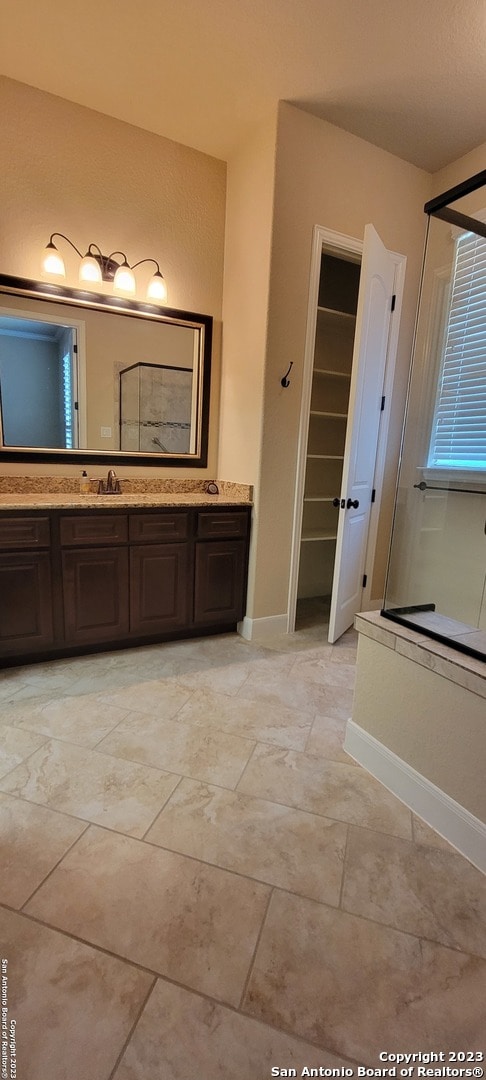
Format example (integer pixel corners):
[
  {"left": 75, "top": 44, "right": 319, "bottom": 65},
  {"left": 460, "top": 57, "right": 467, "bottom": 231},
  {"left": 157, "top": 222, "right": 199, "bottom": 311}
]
[
  {"left": 382, "top": 169, "right": 486, "bottom": 661},
  {"left": 119, "top": 362, "right": 194, "bottom": 454}
]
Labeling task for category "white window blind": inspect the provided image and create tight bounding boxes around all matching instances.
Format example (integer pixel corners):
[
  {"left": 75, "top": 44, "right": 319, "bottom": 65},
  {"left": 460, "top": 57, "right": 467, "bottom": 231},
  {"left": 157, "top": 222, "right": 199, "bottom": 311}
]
[{"left": 428, "top": 228, "right": 486, "bottom": 470}]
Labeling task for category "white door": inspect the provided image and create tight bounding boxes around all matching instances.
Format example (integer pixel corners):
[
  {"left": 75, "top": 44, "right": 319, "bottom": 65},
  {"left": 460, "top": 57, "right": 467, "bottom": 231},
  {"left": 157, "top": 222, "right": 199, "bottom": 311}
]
[{"left": 328, "top": 224, "right": 395, "bottom": 643}]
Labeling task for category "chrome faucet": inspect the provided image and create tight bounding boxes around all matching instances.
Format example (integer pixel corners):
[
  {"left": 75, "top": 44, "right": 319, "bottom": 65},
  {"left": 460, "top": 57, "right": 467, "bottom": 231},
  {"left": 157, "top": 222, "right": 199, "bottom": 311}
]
[{"left": 95, "top": 469, "right": 122, "bottom": 495}]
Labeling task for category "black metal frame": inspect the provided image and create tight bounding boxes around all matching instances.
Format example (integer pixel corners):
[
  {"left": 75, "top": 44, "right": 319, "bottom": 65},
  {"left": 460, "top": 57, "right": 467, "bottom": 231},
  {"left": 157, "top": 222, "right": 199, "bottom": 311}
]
[
  {"left": 0, "top": 273, "right": 212, "bottom": 468},
  {"left": 381, "top": 169, "right": 486, "bottom": 663}
]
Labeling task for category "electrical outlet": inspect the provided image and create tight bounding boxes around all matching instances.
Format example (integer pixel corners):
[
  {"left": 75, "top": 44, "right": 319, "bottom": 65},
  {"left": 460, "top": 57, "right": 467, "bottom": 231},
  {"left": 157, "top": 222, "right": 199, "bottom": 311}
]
[{"left": 100, "top": 426, "right": 112, "bottom": 438}]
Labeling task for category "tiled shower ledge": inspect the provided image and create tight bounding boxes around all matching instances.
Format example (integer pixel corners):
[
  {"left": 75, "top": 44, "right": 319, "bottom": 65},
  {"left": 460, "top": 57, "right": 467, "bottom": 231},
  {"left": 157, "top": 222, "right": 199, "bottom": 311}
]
[{"left": 355, "top": 610, "right": 486, "bottom": 701}]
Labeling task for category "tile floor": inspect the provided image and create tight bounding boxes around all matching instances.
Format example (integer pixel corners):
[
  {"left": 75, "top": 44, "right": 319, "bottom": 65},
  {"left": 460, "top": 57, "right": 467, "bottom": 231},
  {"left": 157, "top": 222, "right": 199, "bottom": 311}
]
[{"left": 1, "top": 604, "right": 485, "bottom": 1079}]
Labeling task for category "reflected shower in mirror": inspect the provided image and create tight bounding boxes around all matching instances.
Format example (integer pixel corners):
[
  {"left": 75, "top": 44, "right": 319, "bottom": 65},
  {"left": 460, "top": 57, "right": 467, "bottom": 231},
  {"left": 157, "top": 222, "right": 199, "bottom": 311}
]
[{"left": 0, "top": 275, "right": 212, "bottom": 467}]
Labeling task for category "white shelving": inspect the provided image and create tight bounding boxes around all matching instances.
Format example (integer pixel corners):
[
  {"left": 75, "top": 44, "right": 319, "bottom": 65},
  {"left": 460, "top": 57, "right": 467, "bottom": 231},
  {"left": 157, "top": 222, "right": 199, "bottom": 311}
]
[{"left": 298, "top": 256, "right": 360, "bottom": 601}]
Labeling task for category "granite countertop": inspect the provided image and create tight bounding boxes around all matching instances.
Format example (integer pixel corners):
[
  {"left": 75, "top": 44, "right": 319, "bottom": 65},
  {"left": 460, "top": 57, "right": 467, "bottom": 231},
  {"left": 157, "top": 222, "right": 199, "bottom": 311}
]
[{"left": 0, "top": 492, "right": 251, "bottom": 510}]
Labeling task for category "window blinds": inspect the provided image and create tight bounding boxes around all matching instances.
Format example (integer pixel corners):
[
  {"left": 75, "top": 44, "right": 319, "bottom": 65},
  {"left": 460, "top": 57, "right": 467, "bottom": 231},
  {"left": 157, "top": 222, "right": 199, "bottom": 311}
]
[{"left": 428, "top": 229, "right": 486, "bottom": 470}]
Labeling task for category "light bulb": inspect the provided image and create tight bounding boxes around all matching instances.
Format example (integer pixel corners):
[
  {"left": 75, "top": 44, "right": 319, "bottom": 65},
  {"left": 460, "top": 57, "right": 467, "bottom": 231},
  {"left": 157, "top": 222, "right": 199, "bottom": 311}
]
[
  {"left": 114, "top": 263, "right": 136, "bottom": 293},
  {"left": 79, "top": 255, "right": 102, "bottom": 284},
  {"left": 147, "top": 271, "right": 167, "bottom": 303},
  {"left": 42, "top": 243, "right": 65, "bottom": 278}
]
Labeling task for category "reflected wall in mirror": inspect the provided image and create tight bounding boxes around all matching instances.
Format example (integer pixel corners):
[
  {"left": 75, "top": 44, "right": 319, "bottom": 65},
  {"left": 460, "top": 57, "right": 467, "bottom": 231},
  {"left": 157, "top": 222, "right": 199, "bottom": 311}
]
[{"left": 0, "top": 275, "right": 212, "bottom": 467}]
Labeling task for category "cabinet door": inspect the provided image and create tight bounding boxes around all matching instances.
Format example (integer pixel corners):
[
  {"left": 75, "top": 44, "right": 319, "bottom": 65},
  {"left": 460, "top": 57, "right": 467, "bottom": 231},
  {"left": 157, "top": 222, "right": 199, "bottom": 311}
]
[
  {"left": 194, "top": 540, "right": 247, "bottom": 626},
  {"left": 130, "top": 543, "right": 190, "bottom": 635},
  {"left": 0, "top": 551, "right": 54, "bottom": 654},
  {"left": 62, "top": 547, "right": 129, "bottom": 644},
  {"left": 329, "top": 224, "right": 395, "bottom": 643}
]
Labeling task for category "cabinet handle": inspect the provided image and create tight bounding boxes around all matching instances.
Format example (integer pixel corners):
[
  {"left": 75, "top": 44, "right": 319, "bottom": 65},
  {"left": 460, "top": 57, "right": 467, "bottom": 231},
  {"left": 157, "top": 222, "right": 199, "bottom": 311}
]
[{"left": 346, "top": 498, "right": 360, "bottom": 509}]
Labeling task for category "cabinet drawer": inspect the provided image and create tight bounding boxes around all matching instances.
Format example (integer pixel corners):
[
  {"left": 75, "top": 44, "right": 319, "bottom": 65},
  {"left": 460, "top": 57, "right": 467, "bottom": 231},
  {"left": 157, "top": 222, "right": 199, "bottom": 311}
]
[
  {"left": 197, "top": 510, "right": 249, "bottom": 539},
  {"left": 129, "top": 512, "right": 189, "bottom": 544},
  {"left": 60, "top": 515, "right": 128, "bottom": 547},
  {"left": 0, "top": 516, "right": 50, "bottom": 550}
]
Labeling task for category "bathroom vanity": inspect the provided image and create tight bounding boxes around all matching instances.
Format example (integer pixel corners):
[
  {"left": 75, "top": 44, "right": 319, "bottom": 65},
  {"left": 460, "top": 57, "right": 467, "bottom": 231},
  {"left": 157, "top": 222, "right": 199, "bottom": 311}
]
[{"left": 0, "top": 494, "right": 251, "bottom": 665}]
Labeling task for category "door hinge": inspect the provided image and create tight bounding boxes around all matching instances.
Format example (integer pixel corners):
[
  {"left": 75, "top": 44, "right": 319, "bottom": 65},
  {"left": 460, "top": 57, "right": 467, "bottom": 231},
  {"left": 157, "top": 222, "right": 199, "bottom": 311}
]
[
  {"left": 362, "top": 574, "right": 367, "bottom": 588},
  {"left": 74, "top": 401, "right": 79, "bottom": 410},
  {"left": 73, "top": 343, "right": 78, "bottom": 353},
  {"left": 380, "top": 395, "right": 386, "bottom": 411},
  {"left": 391, "top": 294, "right": 396, "bottom": 312},
  {"left": 371, "top": 488, "right": 376, "bottom": 503}
]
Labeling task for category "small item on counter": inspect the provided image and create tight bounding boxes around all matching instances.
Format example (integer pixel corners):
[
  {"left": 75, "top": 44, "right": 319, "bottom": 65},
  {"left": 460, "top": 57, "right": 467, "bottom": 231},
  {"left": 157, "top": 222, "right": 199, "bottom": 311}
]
[
  {"left": 206, "top": 482, "right": 219, "bottom": 495},
  {"left": 79, "top": 470, "right": 90, "bottom": 495}
]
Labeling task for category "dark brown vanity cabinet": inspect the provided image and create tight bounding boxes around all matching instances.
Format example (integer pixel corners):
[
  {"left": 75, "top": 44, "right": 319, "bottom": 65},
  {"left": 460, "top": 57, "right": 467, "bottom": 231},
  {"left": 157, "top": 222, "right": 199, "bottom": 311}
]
[
  {"left": 194, "top": 512, "right": 249, "bottom": 626},
  {"left": 0, "top": 516, "right": 55, "bottom": 656},
  {"left": 129, "top": 513, "right": 191, "bottom": 636},
  {"left": 0, "top": 504, "right": 251, "bottom": 664},
  {"left": 60, "top": 514, "right": 130, "bottom": 645}
]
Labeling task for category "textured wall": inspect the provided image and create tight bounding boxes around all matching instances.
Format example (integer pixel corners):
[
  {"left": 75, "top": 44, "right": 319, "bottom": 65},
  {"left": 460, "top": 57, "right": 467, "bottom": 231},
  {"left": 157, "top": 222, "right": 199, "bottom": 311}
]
[
  {"left": 0, "top": 76, "right": 226, "bottom": 477},
  {"left": 249, "top": 103, "right": 431, "bottom": 620}
]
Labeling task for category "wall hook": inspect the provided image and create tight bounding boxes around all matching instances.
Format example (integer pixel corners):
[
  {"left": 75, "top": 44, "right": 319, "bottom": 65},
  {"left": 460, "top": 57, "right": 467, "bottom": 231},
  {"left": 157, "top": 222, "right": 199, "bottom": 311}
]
[{"left": 281, "top": 362, "right": 293, "bottom": 388}]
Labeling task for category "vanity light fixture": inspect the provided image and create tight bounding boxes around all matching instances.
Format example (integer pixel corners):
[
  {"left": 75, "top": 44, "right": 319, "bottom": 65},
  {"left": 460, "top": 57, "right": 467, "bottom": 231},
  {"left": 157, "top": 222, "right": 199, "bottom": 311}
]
[{"left": 41, "top": 234, "right": 168, "bottom": 303}]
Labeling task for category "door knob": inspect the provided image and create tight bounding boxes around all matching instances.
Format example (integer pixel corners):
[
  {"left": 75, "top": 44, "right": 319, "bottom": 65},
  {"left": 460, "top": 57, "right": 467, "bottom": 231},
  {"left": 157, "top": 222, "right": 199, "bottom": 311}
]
[
  {"left": 332, "top": 498, "right": 341, "bottom": 507},
  {"left": 346, "top": 498, "right": 360, "bottom": 509}
]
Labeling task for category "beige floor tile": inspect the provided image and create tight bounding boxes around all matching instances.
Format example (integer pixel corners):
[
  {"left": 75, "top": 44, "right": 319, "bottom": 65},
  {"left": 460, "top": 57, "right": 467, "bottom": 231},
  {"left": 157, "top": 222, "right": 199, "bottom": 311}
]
[
  {"left": 262, "top": 630, "right": 334, "bottom": 654},
  {"left": 329, "top": 643, "right": 358, "bottom": 664},
  {"left": 99, "top": 711, "right": 255, "bottom": 787},
  {"left": 238, "top": 744, "right": 412, "bottom": 838},
  {"left": 65, "top": 645, "right": 201, "bottom": 690},
  {"left": 10, "top": 659, "right": 82, "bottom": 693},
  {"left": 0, "top": 793, "right": 87, "bottom": 907},
  {"left": 0, "top": 724, "right": 47, "bottom": 778},
  {"left": 113, "top": 978, "right": 356, "bottom": 1080},
  {"left": 0, "top": 670, "right": 28, "bottom": 704},
  {"left": 5, "top": 692, "right": 130, "bottom": 748},
  {"left": 243, "top": 890, "right": 486, "bottom": 1062},
  {"left": 305, "top": 713, "right": 357, "bottom": 764},
  {"left": 146, "top": 778, "right": 347, "bottom": 905},
  {"left": 1, "top": 907, "right": 152, "bottom": 1080},
  {"left": 237, "top": 668, "right": 354, "bottom": 720},
  {"left": 412, "top": 814, "right": 458, "bottom": 852},
  {"left": 291, "top": 654, "right": 356, "bottom": 689},
  {"left": 176, "top": 687, "right": 313, "bottom": 750},
  {"left": 0, "top": 681, "right": 57, "bottom": 704},
  {"left": 97, "top": 676, "right": 192, "bottom": 717},
  {"left": 0, "top": 739, "right": 179, "bottom": 836},
  {"left": 26, "top": 825, "right": 270, "bottom": 1006},
  {"left": 342, "top": 826, "right": 486, "bottom": 957},
  {"left": 174, "top": 661, "right": 253, "bottom": 695}
]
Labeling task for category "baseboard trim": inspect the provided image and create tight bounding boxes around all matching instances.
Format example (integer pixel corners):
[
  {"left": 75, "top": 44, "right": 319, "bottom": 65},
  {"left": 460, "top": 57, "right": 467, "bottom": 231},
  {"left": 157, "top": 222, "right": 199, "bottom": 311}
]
[
  {"left": 237, "top": 614, "right": 288, "bottom": 641},
  {"left": 344, "top": 720, "right": 486, "bottom": 873}
]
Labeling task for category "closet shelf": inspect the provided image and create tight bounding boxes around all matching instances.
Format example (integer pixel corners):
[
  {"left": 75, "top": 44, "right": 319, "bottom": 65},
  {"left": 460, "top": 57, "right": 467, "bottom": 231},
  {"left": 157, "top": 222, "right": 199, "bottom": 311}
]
[
  {"left": 301, "top": 530, "right": 338, "bottom": 542},
  {"left": 306, "top": 453, "right": 344, "bottom": 460},
  {"left": 313, "top": 367, "right": 351, "bottom": 379},
  {"left": 310, "top": 410, "right": 347, "bottom": 419},
  {"left": 304, "top": 496, "right": 336, "bottom": 503},
  {"left": 317, "top": 306, "right": 356, "bottom": 321}
]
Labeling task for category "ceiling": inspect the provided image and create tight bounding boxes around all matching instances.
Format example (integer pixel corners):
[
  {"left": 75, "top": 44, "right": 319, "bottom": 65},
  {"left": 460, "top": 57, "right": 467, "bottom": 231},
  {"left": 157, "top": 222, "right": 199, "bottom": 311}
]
[{"left": 0, "top": 0, "right": 485, "bottom": 172}]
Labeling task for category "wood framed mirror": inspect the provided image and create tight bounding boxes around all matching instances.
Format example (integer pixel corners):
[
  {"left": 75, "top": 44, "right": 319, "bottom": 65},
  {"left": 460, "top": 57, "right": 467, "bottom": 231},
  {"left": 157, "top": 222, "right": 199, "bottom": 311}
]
[{"left": 0, "top": 274, "right": 212, "bottom": 467}]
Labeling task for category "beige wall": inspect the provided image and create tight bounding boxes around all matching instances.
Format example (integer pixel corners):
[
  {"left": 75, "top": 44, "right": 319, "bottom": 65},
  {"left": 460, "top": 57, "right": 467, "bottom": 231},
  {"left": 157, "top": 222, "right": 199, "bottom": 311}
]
[
  {"left": 2, "top": 76, "right": 484, "bottom": 634},
  {"left": 248, "top": 102, "right": 431, "bottom": 620},
  {"left": 0, "top": 75, "right": 226, "bottom": 478},
  {"left": 431, "top": 141, "right": 486, "bottom": 197},
  {"left": 353, "top": 632, "right": 485, "bottom": 822},
  {"left": 218, "top": 113, "right": 278, "bottom": 614}
]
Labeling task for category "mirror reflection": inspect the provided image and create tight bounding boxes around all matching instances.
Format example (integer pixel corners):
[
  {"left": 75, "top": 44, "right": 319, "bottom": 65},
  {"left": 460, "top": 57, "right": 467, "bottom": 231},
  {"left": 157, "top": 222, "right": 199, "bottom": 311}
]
[{"left": 0, "top": 277, "right": 211, "bottom": 466}]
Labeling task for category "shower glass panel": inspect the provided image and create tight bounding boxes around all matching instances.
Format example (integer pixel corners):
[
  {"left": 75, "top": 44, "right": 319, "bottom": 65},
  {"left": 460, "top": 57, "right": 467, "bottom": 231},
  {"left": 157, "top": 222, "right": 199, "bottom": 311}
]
[
  {"left": 382, "top": 170, "right": 486, "bottom": 661},
  {"left": 119, "top": 362, "right": 193, "bottom": 454}
]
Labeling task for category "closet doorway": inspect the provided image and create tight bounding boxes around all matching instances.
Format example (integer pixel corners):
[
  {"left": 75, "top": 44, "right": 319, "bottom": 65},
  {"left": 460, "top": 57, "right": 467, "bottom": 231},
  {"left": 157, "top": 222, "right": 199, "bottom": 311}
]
[{"left": 289, "top": 225, "right": 405, "bottom": 642}]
